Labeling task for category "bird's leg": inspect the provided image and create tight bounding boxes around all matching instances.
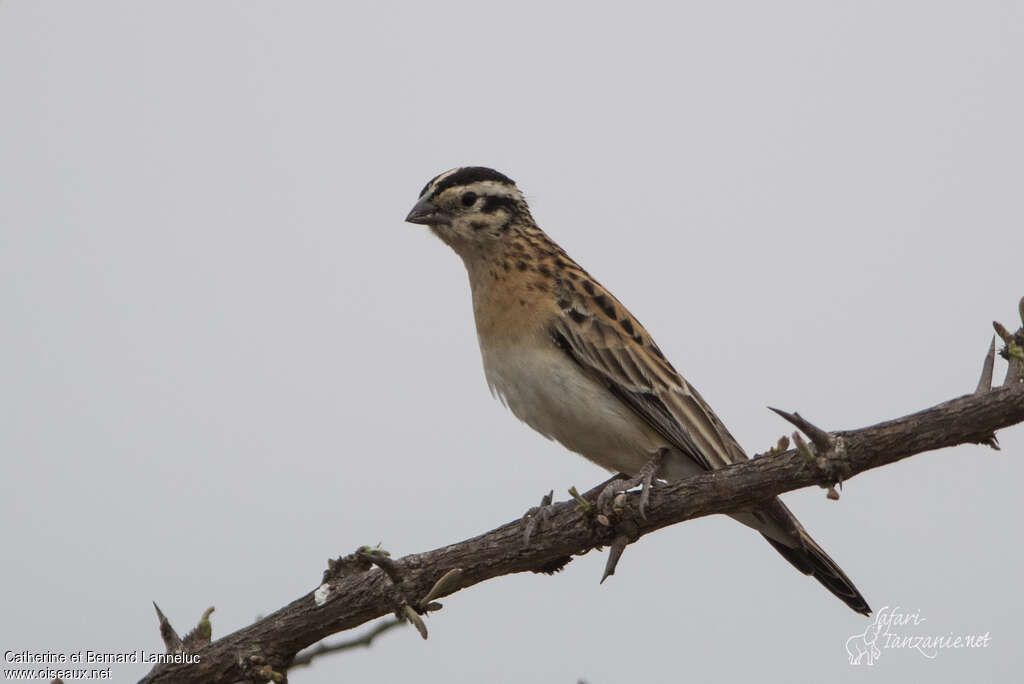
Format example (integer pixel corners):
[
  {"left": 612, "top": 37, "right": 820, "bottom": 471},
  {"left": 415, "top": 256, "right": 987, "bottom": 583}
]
[{"left": 596, "top": 448, "right": 668, "bottom": 519}]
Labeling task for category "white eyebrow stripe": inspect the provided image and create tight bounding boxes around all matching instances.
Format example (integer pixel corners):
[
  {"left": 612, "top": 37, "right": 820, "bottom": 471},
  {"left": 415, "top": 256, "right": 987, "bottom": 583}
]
[
  {"left": 422, "top": 168, "right": 460, "bottom": 197},
  {"left": 437, "top": 179, "right": 524, "bottom": 202},
  {"left": 431, "top": 168, "right": 460, "bottom": 188}
]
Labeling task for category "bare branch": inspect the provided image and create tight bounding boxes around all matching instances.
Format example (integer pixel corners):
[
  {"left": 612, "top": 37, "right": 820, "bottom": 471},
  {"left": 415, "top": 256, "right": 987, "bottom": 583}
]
[
  {"left": 139, "top": 378, "right": 1024, "bottom": 684},
  {"left": 139, "top": 298, "right": 1024, "bottom": 682}
]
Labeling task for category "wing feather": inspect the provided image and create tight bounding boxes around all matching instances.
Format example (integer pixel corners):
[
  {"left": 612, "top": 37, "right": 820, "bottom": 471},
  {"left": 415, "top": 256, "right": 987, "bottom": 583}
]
[{"left": 549, "top": 282, "right": 746, "bottom": 473}]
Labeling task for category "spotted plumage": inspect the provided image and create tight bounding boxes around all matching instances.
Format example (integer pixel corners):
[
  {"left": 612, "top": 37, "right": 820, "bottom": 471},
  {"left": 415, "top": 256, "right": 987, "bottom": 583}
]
[{"left": 406, "top": 166, "right": 870, "bottom": 615}]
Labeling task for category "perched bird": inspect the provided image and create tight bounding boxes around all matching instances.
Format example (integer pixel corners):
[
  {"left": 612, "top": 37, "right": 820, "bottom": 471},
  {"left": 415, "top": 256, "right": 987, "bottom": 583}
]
[{"left": 405, "top": 166, "right": 870, "bottom": 615}]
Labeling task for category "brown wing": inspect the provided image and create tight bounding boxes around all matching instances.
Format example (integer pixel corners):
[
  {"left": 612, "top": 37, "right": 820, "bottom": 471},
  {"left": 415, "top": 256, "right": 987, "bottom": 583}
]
[
  {"left": 549, "top": 275, "right": 873, "bottom": 616},
  {"left": 548, "top": 273, "right": 747, "bottom": 473}
]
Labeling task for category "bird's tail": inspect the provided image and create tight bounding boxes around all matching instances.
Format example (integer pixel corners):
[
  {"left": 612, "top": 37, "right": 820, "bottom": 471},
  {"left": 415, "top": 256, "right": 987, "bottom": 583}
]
[
  {"left": 754, "top": 499, "right": 871, "bottom": 616},
  {"left": 662, "top": 450, "right": 869, "bottom": 614}
]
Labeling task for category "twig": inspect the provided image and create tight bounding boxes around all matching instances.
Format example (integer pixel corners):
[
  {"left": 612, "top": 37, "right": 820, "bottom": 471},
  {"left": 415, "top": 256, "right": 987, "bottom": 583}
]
[
  {"left": 139, "top": 299, "right": 1024, "bottom": 684},
  {"left": 291, "top": 619, "right": 404, "bottom": 668},
  {"left": 141, "top": 383, "right": 1024, "bottom": 684}
]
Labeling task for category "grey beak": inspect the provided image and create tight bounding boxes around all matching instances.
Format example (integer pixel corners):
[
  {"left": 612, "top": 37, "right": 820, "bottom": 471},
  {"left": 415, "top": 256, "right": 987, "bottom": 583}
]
[{"left": 405, "top": 197, "right": 450, "bottom": 226}]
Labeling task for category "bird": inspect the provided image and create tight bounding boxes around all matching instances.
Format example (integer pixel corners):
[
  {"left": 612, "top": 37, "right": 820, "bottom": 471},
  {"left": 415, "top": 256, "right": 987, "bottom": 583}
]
[{"left": 405, "top": 166, "right": 870, "bottom": 615}]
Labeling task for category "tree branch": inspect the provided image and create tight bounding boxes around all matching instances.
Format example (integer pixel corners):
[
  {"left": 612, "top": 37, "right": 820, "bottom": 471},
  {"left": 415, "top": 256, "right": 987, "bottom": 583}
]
[
  {"left": 140, "top": 301, "right": 1024, "bottom": 684},
  {"left": 139, "top": 382, "right": 1024, "bottom": 684}
]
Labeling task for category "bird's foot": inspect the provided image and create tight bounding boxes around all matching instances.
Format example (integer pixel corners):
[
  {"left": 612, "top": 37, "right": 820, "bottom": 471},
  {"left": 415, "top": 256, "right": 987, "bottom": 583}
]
[
  {"left": 565, "top": 474, "right": 629, "bottom": 514},
  {"left": 596, "top": 449, "right": 668, "bottom": 520},
  {"left": 521, "top": 475, "right": 629, "bottom": 545},
  {"left": 520, "top": 490, "right": 555, "bottom": 546}
]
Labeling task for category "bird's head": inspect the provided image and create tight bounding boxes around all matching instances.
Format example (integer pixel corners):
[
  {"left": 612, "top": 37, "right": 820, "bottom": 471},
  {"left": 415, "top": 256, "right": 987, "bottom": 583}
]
[{"left": 405, "top": 167, "right": 533, "bottom": 254}]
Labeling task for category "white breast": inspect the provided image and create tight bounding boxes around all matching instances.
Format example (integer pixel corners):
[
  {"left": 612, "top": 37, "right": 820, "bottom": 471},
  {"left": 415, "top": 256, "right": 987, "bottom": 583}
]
[{"left": 480, "top": 342, "right": 665, "bottom": 475}]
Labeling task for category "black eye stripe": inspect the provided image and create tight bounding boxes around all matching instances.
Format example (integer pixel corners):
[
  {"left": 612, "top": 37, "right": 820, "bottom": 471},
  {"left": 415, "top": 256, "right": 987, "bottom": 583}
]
[{"left": 482, "top": 196, "right": 518, "bottom": 213}]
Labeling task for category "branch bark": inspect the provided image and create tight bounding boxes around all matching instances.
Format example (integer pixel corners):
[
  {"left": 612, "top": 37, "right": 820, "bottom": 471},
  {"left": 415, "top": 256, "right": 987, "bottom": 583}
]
[{"left": 139, "top": 378, "right": 1024, "bottom": 684}]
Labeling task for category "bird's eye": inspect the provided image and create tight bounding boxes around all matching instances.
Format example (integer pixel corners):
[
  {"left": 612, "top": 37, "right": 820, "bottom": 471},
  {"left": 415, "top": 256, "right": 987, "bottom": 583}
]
[{"left": 461, "top": 192, "right": 478, "bottom": 207}]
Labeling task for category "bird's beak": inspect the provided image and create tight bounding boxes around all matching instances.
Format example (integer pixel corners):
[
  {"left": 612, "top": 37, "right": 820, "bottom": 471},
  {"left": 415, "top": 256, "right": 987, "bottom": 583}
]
[{"left": 405, "top": 197, "right": 451, "bottom": 226}]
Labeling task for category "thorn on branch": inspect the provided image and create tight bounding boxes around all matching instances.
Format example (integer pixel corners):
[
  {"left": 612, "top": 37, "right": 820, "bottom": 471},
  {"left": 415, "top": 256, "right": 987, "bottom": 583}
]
[
  {"left": 776, "top": 419, "right": 853, "bottom": 495},
  {"left": 993, "top": 320, "right": 1014, "bottom": 345},
  {"left": 600, "top": 519, "right": 640, "bottom": 584},
  {"left": 152, "top": 602, "right": 182, "bottom": 653},
  {"left": 976, "top": 337, "right": 996, "bottom": 395},
  {"left": 601, "top": 534, "right": 629, "bottom": 584},
  {"left": 978, "top": 434, "right": 1001, "bottom": 450},
  {"left": 769, "top": 407, "right": 835, "bottom": 452},
  {"left": 969, "top": 338, "right": 1002, "bottom": 449},
  {"left": 973, "top": 298, "right": 1024, "bottom": 443}
]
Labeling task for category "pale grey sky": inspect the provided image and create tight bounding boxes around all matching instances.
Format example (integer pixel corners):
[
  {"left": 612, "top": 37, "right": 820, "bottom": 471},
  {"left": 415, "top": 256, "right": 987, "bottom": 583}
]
[{"left": 1, "top": 2, "right": 1022, "bottom": 683}]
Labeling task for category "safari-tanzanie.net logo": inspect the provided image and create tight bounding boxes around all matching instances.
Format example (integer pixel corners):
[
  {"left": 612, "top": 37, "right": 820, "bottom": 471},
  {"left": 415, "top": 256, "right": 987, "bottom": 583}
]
[{"left": 845, "top": 606, "right": 991, "bottom": 666}]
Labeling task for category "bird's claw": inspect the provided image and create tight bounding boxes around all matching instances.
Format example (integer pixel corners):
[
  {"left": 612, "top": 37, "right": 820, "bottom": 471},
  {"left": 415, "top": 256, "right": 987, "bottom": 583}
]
[{"left": 596, "top": 449, "right": 667, "bottom": 520}]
